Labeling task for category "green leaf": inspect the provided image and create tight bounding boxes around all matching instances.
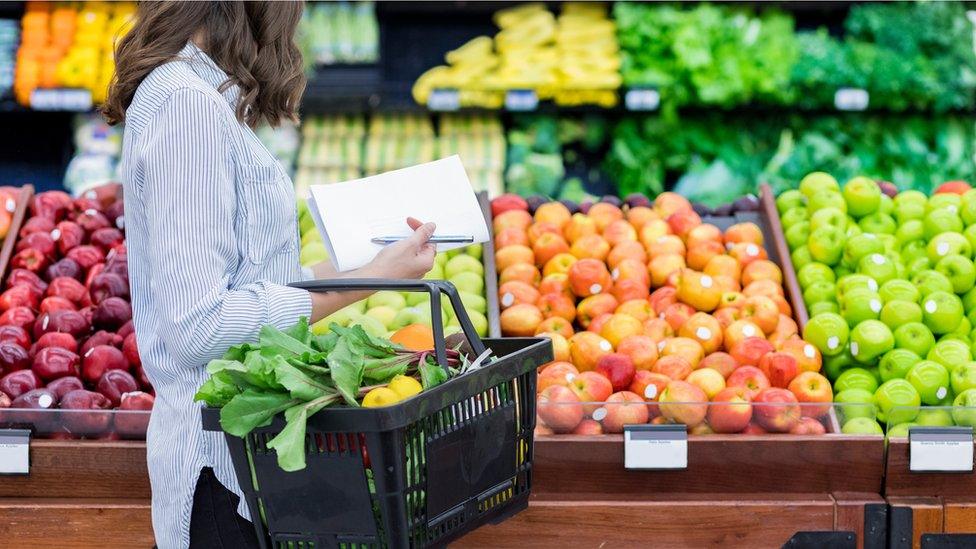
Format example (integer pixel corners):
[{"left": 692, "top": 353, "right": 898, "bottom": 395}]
[
  {"left": 311, "top": 332, "right": 339, "bottom": 353},
  {"left": 418, "top": 359, "right": 449, "bottom": 390},
  {"left": 222, "top": 343, "right": 252, "bottom": 362},
  {"left": 266, "top": 395, "right": 336, "bottom": 471},
  {"left": 193, "top": 374, "right": 241, "bottom": 407},
  {"left": 362, "top": 354, "right": 410, "bottom": 383},
  {"left": 274, "top": 357, "right": 335, "bottom": 401},
  {"left": 328, "top": 337, "right": 365, "bottom": 406},
  {"left": 259, "top": 323, "right": 317, "bottom": 357},
  {"left": 219, "top": 390, "right": 298, "bottom": 437},
  {"left": 283, "top": 317, "right": 311, "bottom": 345}
]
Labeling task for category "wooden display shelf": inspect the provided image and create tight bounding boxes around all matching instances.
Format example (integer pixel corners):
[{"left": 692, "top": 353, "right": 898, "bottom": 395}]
[
  {"left": 885, "top": 439, "right": 976, "bottom": 547},
  {"left": 0, "top": 498, "right": 154, "bottom": 548},
  {"left": 759, "top": 183, "right": 807, "bottom": 332}
]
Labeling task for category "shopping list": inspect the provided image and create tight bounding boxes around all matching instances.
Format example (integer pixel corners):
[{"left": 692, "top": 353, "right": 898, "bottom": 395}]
[{"left": 307, "top": 155, "right": 490, "bottom": 272}]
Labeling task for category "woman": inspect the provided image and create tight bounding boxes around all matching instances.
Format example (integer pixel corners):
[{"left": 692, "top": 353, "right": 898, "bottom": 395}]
[{"left": 103, "top": 3, "right": 435, "bottom": 547}]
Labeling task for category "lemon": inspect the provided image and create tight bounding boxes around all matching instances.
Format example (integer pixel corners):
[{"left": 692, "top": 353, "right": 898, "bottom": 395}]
[
  {"left": 388, "top": 375, "right": 423, "bottom": 399},
  {"left": 362, "top": 387, "right": 401, "bottom": 408}
]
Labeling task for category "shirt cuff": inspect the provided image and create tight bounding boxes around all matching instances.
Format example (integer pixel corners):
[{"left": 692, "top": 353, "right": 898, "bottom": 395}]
[{"left": 265, "top": 282, "right": 314, "bottom": 329}]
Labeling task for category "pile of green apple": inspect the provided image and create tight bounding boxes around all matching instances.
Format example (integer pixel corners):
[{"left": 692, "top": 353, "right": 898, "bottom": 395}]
[
  {"left": 296, "top": 200, "right": 490, "bottom": 338},
  {"left": 778, "top": 173, "right": 976, "bottom": 435}
]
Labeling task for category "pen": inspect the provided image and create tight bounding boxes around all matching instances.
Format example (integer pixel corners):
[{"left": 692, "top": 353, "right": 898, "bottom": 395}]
[{"left": 371, "top": 235, "right": 475, "bottom": 245}]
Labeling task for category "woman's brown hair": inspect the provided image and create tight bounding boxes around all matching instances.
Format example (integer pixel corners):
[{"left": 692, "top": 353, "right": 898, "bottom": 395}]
[{"left": 103, "top": 1, "right": 305, "bottom": 128}]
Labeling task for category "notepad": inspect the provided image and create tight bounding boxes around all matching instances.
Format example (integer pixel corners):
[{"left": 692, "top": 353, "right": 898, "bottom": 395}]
[{"left": 307, "top": 156, "right": 491, "bottom": 272}]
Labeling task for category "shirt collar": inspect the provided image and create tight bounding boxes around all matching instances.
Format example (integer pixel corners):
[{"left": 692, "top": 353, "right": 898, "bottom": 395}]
[{"left": 177, "top": 42, "right": 240, "bottom": 108}]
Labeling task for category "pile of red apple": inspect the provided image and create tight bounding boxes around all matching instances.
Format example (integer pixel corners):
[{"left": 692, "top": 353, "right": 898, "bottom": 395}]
[
  {"left": 490, "top": 192, "right": 835, "bottom": 435},
  {"left": 0, "top": 185, "right": 153, "bottom": 439}
]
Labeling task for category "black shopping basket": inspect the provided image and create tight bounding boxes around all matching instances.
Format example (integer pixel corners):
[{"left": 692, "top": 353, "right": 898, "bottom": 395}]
[{"left": 202, "top": 279, "right": 552, "bottom": 548}]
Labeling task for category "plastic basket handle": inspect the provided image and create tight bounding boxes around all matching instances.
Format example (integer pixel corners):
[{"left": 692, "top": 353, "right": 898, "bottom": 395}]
[{"left": 289, "top": 278, "right": 488, "bottom": 372}]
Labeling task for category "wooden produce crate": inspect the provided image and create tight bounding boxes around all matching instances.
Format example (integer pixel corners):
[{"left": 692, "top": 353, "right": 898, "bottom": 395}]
[
  {"left": 885, "top": 439, "right": 976, "bottom": 549},
  {"left": 476, "top": 191, "right": 501, "bottom": 337},
  {"left": 759, "top": 184, "right": 808, "bottom": 332}
]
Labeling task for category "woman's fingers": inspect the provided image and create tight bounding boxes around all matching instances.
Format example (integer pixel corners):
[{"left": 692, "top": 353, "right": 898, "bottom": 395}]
[
  {"left": 406, "top": 221, "right": 436, "bottom": 249},
  {"left": 406, "top": 217, "right": 424, "bottom": 231}
]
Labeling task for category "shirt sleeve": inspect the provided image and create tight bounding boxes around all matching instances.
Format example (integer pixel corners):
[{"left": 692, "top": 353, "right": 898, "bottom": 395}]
[{"left": 139, "top": 88, "right": 312, "bottom": 368}]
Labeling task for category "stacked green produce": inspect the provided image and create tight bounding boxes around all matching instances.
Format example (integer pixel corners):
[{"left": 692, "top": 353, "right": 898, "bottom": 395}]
[
  {"left": 615, "top": 1, "right": 976, "bottom": 113},
  {"left": 299, "top": 1, "right": 379, "bottom": 65},
  {"left": 294, "top": 115, "right": 366, "bottom": 196},
  {"left": 779, "top": 174, "right": 976, "bottom": 435},
  {"left": 605, "top": 114, "right": 976, "bottom": 205}
]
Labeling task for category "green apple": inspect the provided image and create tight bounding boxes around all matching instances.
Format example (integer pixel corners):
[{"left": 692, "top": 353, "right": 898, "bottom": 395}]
[
  {"left": 879, "top": 348, "right": 921, "bottom": 382},
  {"left": 785, "top": 222, "right": 811, "bottom": 251},
  {"left": 809, "top": 190, "right": 847, "bottom": 214},
  {"left": 912, "top": 270, "right": 954, "bottom": 297},
  {"left": 840, "top": 289, "right": 883, "bottom": 326},
  {"left": 317, "top": 302, "right": 366, "bottom": 330},
  {"left": 928, "top": 193, "right": 962, "bottom": 213},
  {"left": 895, "top": 202, "right": 926, "bottom": 225},
  {"left": 365, "top": 306, "right": 398, "bottom": 329},
  {"left": 797, "top": 262, "right": 836, "bottom": 289},
  {"left": 874, "top": 379, "right": 921, "bottom": 425},
  {"left": 922, "top": 291, "right": 965, "bottom": 334},
  {"left": 835, "top": 367, "right": 880, "bottom": 393},
  {"left": 803, "top": 312, "right": 849, "bottom": 356},
  {"left": 468, "top": 309, "right": 489, "bottom": 337},
  {"left": 951, "top": 389, "right": 976, "bottom": 427},
  {"left": 803, "top": 281, "right": 838, "bottom": 306},
  {"left": 843, "top": 176, "right": 882, "bottom": 217},
  {"left": 458, "top": 291, "right": 487, "bottom": 314},
  {"left": 791, "top": 246, "right": 814, "bottom": 270},
  {"left": 776, "top": 190, "right": 806, "bottom": 214},
  {"left": 879, "top": 194, "right": 894, "bottom": 216},
  {"left": 901, "top": 239, "right": 929, "bottom": 263},
  {"left": 835, "top": 388, "right": 877, "bottom": 421},
  {"left": 925, "top": 210, "right": 964, "bottom": 241},
  {"left": 809, "top": 301, "right": 840, "bottom": 317},
  {"left": 917, "top": 408, "right": 955, "bottom": 427},
  {"left": 879, "top": 279, "right": 920, "bottom": 304},
  {"left": 835, "top": 264, "right": 854, "bottom": 279},
  {"left": 445, "top": 247, "right": 464, "bottom": 259},
  {"left": 347, "top": 314, "right": 388, "bottom": 338},
  {"left": 405, "top": 291, "right": 429, "bottom": 307},
  {"left": 299, "top": 213, "right": 316, "bottom": 235},
  {"left": 846, "top": 222, "right": 862, "bottom": 238},
  {"left": 906, "top": 360, "right": 952, "bottom": 405},
  {"left": 300, "top": 229, "right": 322, "bottom": 247},
  {"left": 444, "top": 254, "right": 484, "bottom": 279},
  {"left": 857, "top": 253, "right": 897, "bottom": 285},
  {"left": 391, "top": 306, "right": 427, "bottom": 330},
  {"left": 950, "top": 362, "right": 976, "bottom": 395},
  {"left": 964, "top": 201, "right": 976, "bottom": 230},
  {"left": 947, "top": 317, "right": 973, "bottom": 342},
  {"left": 963, "top": 225, "right": 976, "bottom": 256},
  {"left": 843, "top": 233, "right": 885, "bottom": 267},
  {"left": 465, "top": 243, "right": 483, "bottom": 260},
  {"left": 905, "top": 257, "right": 932, "bottom": 279},
  {"left": 811, "top": 207, "right": 848, "bottom": 232},
  {"left": 893, "top": 322, "right": 937, "bottom": 357},
  {"left": 434, "top": 252, "right": 449, "bottom": 267},
  {"left": 894, "top": 220, "right": 925, "bottom": 247},
  {"left": 878, "top": 234, "right": 898, "bottom": 253},
  {"left": 858, "top": 213, "right": 896, "bottom": 235},
  {"left": 837, "top": 274, "right": 879, "bottom": 297},
  {"left": 928, "top": 232, "right": 972, "bottom": 264},
  {"left": 887, "top": 422, "right": 919, "bottom": 438},
  {"left": 367, "top": 290, "right": 407, "bottom": 310},
  {"left": 895, "top": 190, "right": 928, "bottom": 208},
  {"left": 842, "top": 417, "right": 884, "bottom": 435},
  {"left": 299, "top": 241, "right": 329, "bottom": 267},
  {"left": 448, "top": 272, "right": 484, "bottom": 295},
  {"left": 781, "top": 207, "right": 808, "bottom": 229},
  {"left": 823, "top": 345, "right": 856, "bottom": 380},
  {"left": 849, "top": 319, "right": 895, "bottom": 363},
  {"left": 425, "top": 262, "right": 445, "bottom": 280},
  {"left": 880, "top": 300, "right": 923, "bottom": 329},
  {"left": 800, "top": 172, "right": 840, "bottom": 198}
]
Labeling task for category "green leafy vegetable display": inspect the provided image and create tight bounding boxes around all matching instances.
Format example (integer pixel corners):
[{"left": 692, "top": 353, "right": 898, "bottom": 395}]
[{"left": 195, "top": 318, "right": 463, "bottom": 471}]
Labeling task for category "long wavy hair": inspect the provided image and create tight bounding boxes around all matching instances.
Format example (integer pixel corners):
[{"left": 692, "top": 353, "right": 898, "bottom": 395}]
[{"left": 103, "top": 1, "right": 305, "bottom": 128}]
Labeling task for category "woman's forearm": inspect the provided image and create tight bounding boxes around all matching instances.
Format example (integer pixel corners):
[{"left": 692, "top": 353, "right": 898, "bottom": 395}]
[{"left": 307, "top": 262, "right": 380, "bottom": 322}]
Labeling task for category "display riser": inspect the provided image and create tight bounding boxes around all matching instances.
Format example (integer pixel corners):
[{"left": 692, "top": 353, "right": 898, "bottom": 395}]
[{"left": 0, "top": 499, "right": 153, "bottom": 548}]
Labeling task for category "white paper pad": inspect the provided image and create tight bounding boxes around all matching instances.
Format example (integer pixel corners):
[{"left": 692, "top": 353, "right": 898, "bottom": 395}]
[{"left": 307, "top": 156, "right": 490, "bottom": 272}]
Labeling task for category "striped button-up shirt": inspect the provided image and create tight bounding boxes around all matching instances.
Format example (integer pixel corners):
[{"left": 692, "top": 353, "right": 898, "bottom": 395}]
[{"left": 120, "top": 42, "right": 312, "bottom": 548}]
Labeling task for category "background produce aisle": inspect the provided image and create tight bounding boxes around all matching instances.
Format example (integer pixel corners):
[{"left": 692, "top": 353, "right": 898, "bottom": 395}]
[{"left": 1, "top": 1, "right": 976, "bottom": 547}]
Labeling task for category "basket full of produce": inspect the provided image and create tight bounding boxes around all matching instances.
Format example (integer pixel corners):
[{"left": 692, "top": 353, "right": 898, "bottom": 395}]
[{"left": 200, "top": 279, "right": 551, "bottom": 549}]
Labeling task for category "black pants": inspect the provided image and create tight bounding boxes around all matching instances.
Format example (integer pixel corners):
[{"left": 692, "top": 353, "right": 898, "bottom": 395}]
[{"left": 189, "top": 467, "right": 261, "bottom": 549}]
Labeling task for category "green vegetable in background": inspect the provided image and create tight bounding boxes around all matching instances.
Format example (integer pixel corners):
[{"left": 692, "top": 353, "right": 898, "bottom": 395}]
[{"left": 195, "top": 318, "right": 462, "bottom": 471}]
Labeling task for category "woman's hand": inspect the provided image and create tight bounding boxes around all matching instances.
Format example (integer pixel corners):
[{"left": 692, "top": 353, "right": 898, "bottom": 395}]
[{"left": 363, "top": 217, "right": 437, "bottom": 279}]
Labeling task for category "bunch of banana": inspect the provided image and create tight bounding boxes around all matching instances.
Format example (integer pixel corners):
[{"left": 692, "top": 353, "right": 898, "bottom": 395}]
[{"left": 412, "top": 2, "right": 621, "bottom": 109}]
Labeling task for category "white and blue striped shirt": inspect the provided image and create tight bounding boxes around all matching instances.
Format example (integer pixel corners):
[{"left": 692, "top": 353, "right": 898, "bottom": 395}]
[{"left": 120, "top": 43, "right": 312, "bottom": 548}]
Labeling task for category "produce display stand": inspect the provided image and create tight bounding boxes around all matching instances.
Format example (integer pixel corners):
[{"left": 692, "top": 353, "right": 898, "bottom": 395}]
[
  {"left": 885, "top": 435, "right": 976, "bottom": 548},
  {"left": 457, "top": 198, "right": 888, "bottom": 548},
  {"left": 477, "top": 190, "right": 501, "bottom": 337}
]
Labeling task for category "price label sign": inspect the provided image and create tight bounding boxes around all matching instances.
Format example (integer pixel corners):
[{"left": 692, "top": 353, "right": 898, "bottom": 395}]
[
  {"left": 624, "top": 88, "right": 660, "bottom": 111},
  {"left": 505, "top": 89, "right": 538, "bottom": 112},
  {"left": 0, "top": 429, "right": 30, "bottom": 475},
  {"left": 427, "top": 88, "right": 460, "bottom": 112},
  {"left": 30, "top": 88, "right": 93, "bottom": 112},
  {"left": 834, "top": 88, "right": 869, "bottom": 111},
  {"left": 910, "top": 426, "right": 974, "bottom": 473},
  {"left": 624, "top": 424, "right": 687, "bottom": 470}
]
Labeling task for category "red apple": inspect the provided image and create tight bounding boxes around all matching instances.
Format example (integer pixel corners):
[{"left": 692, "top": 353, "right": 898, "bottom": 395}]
[{"left": 752, "top": 388, "right": 801, "bottom": 433}]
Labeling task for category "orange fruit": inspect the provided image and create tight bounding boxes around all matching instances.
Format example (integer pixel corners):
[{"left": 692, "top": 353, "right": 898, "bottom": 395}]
[{"left": 390, "top": 324, "right": 435, "bottom": 351}]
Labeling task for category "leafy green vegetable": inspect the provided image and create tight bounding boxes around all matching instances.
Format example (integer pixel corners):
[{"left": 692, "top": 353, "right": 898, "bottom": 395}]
[{"left": 219, "top": 390, "right": 299, "bottom": 437}]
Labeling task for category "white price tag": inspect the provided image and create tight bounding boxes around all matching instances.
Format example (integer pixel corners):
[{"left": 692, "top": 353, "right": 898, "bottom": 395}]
[
  {"left": 427, "top": 88, "right": 460, "bottom": 112},
  {"left": 834, "top": 88, "right": 869, "bottom": 111},
  {"left": 505, "top": 89, "right": 538, "bottom": 112},
  {"left": 624, "top": 88, "right": 660, "bottom": 111},
  {"left": 0, "top": 429, "right": 30, "bottom": 475},
  {"left": 30, "top": 88, "right": 93, "bottom": 112},
  {"left": 624, "top": 424, "right": 687, "bottom": 470},
  {"left": 910, "top": 427, "right": 974, "bottom": 473}
]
